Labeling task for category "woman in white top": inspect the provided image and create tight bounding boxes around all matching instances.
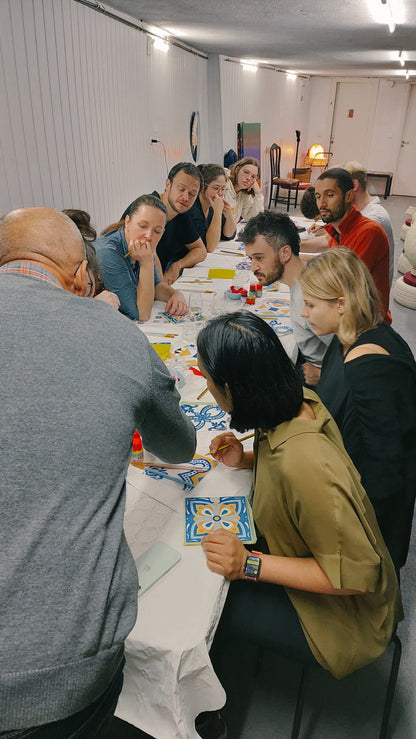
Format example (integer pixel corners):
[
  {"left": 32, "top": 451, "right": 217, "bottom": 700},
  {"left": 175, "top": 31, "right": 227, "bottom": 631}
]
[{"left": 224, "top": 157, "right": 264, "bottom": 222}]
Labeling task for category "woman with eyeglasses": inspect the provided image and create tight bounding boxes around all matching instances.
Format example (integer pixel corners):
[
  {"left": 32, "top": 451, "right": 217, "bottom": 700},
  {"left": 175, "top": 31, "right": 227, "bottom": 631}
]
[
  {"left": 224, "top": 157, "right": 264, "bottom": 223},
  {"left": 188, "top": 164, "right": 236, "bottom": 252}
]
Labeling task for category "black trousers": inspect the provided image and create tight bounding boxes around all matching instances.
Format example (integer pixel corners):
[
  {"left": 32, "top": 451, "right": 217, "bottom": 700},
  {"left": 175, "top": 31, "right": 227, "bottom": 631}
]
[{"left": 211, "top": 579, "right": 318, "bottom": 669}]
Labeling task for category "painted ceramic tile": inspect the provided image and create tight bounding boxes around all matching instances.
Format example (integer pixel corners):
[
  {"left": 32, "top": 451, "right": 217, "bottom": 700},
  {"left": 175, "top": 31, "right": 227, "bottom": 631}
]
[
  {"left": 180, "top": 403, "right": 229, "bottom": 431},
  {"left": 185, "top": 496, "right": 256, "bottom": 544},
  {"left": 143, "top": 454, "right": 216, "bottom": 491},
  {"left": 269, "top": 319, "right": 293, "bottom": 336}
]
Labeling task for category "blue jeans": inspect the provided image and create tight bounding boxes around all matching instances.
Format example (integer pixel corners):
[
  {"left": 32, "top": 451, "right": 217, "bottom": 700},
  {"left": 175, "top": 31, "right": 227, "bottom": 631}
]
[{"left": 0, "top": 659, "right": 124, "bottom": 739}]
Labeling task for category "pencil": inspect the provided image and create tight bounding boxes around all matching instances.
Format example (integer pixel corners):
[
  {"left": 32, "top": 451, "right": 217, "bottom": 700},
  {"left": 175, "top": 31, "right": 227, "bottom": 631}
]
[
  {"left": 210, "top": 432, "right": 255, "bottom": 454},
  {"left": 197, "top": 387, "right": 209, "bottom": 400},
  {"left": 124, "top": 240, "right": 146, "bottom": 258},
  {"left": 145, "top": 332, "right": 178, "bottom": 338}
]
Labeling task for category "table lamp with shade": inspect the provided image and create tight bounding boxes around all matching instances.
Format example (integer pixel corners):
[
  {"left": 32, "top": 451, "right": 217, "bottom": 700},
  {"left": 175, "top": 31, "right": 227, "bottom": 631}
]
[{"left": 306, "top": 144, "right": 329, "bottom": 168}]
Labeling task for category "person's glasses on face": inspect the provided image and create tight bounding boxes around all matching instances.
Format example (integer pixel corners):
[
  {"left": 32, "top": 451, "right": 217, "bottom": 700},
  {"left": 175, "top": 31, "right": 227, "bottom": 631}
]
[
  {"left": 73, "top": 250, "right": 94, "bottom": 297},
  {"left": 73, "top": 259, "right": 85, "bottom": 277},
  {"left": 85, "top": 268, "right": 95, "bottom": 297}
]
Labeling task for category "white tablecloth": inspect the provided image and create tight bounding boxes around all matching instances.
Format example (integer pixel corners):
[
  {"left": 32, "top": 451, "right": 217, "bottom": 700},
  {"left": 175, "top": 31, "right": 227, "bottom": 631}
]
[{"left": 115, "top": 238, "right": 296, "bottom": 737}]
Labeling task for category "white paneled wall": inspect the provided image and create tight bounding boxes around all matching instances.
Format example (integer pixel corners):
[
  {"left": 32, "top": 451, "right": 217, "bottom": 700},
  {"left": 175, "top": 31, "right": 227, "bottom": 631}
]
[
  {"left": 0, "top": 0, "right": 209, "bottom": 231},
  {"left": 2, "top": 0, "right": 415, "bottom": 228},
  {"left": 219, "top": 58, "right": 311, "bottom": 205}
]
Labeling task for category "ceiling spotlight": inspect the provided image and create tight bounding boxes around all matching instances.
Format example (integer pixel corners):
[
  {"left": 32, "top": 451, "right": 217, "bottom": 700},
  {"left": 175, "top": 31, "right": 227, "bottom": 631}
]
[
  {"left": 287, "top": 72, "right": 297, "bottom": 80},
  {"left": 153, "top": 37, "right": 169, "bottom": 52},
  {"left": 241, "top": 61, "right": 258, "bottom": 72},
  {"left": 241, "top": 59, "right": 258, "bottom": 72}
]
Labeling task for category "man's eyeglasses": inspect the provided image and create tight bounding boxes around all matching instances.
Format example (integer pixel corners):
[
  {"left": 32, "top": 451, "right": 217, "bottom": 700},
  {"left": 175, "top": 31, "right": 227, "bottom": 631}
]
[{"left": 73, "top": 259, "right": 95, "bottom": 297}]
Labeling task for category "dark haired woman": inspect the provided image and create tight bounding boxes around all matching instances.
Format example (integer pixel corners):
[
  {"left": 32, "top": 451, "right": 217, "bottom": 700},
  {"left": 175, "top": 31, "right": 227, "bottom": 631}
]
[
  {"left": 196, "top": 311, "right": 401, "bottom": 683},
  {"left": 63, "top": 209, "right": 120, "bottom": 309},
  {"left": 189, "top": 164, "right": 236, "bottom": 252},
  {"left": 94, "top": 194, "right": 188, "bottom": 321}
]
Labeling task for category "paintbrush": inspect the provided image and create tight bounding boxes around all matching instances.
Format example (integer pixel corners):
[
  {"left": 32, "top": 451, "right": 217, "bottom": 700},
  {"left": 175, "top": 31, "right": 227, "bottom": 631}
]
[
  {"left": 197, "top": 386, "right": 209, "bottom": 400},
  {"left": 140, "top": 462, "right": 202, "bottom": 471}
]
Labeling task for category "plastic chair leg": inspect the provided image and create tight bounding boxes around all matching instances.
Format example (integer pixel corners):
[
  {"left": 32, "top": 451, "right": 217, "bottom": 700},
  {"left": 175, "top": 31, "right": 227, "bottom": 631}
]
[
  {"left": 379, "top": 634, "right": 402, "bottom": 739},
  {"left": 291, "top": 664, "right": 309, "bottom": 739}
]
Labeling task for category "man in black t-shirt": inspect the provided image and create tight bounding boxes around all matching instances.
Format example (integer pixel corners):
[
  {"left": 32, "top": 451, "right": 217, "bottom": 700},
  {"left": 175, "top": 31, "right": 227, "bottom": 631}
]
[{"left": 122, "top": 163, "right": 207, "bottom": 285}]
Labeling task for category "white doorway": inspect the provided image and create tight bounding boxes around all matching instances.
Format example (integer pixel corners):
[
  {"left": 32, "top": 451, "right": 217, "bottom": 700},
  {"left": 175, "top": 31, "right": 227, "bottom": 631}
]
[
  {"left": 329, "top": 80, "right": 378, "bottom": 166},
  {"left": 394, "top": 84, "right": 416, "bottom": 196}
]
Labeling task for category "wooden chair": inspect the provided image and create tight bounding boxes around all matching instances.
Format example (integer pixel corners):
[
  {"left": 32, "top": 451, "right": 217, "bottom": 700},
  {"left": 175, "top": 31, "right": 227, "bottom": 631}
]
[
  {"left": 310, "top": 150, "right": 333, "bottom": 173},
  {"left": 268, "top": 143, "right": 301, "bottom": 211}
]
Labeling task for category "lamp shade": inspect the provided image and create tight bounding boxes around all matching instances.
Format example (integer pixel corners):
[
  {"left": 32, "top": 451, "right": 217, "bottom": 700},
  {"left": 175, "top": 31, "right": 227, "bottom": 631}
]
[{"left": 307, "top": 144, "right": 327, "bottom": 166}]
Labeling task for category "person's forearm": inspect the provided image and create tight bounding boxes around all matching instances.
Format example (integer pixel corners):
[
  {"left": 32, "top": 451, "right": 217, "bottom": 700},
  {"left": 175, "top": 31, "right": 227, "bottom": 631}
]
[
  {"left": 136, "top": 263, "right": 155, "bottom": 322},
  {"left": 237, "top": 450, "right": 254, "bottom": 470},
  {"left": 254, "top": 555, "right": 363, "bottom": 595},
  {"left": 205, "top": 212, "right": 222, "bottom": 253},
  {"left": 154, "top": 282, "right": 175, "bottom": 302},
  {"left": 177, "top": 245, "right": 207, "bottom": 270},
  {"left": 300, "top": 235, "right": 330, "bottom": 253},
  {"left": 222, "top": 212, "right": 236, "bottom": 239}
]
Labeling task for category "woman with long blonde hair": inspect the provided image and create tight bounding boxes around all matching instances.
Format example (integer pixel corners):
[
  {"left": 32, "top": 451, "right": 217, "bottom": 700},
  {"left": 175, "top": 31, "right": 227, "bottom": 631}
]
[{"left": 298, "top": 247, "right": 416, "bottom": 567}]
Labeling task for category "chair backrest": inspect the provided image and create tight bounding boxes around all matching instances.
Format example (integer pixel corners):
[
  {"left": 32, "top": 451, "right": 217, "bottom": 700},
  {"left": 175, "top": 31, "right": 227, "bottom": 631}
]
[
  {"left": 312, "top": 151, "right": 333, "bottom": 172},
  {"left": 270, "top": 143, "right": 282, "bottom": 179}
]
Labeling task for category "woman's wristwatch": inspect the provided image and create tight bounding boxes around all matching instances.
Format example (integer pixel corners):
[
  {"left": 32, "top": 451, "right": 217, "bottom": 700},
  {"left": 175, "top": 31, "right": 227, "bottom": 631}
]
[{"left": 244, "top": 551, "right": 262, "bottom": 581}]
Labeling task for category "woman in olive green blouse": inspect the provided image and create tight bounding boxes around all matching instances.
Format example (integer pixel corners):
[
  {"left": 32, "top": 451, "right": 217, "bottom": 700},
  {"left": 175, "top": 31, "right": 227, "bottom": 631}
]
[{"left": 197, "top": 311, "right": 401, "bottom": 679}]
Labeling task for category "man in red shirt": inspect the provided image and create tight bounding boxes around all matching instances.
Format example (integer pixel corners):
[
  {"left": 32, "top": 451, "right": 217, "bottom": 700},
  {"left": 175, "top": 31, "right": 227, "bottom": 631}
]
[{"left": 314, "top": 168, "right": 390, "bottom": 320}]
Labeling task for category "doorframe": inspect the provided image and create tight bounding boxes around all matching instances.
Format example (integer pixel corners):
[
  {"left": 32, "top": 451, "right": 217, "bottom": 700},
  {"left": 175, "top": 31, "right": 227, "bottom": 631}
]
[
  {"left": 392, "top": 82, "right": 415, "bottom": 195},
  {"left": 326, "top": 78, "right": 379, "bottom": 165}
]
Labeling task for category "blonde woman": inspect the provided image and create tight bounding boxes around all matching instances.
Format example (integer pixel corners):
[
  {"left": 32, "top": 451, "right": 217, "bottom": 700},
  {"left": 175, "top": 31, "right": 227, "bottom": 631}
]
[
  {"left": 224, "top": 157, "right": 264, "bottom": 222},
  {"left": 298, "top": 247, "right": 416, "bottom": 568}
]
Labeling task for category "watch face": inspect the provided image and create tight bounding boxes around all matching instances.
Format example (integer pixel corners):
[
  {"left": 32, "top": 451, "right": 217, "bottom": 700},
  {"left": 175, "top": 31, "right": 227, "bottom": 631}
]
[{"left": 244, "top": 554, "right": 261, "bottom": 580}]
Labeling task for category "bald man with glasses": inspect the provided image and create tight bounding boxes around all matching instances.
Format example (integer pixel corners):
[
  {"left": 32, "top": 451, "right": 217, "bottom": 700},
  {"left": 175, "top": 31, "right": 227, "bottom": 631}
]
[{"left": 0, "top": 207, "right": 196, "bottom": 738}]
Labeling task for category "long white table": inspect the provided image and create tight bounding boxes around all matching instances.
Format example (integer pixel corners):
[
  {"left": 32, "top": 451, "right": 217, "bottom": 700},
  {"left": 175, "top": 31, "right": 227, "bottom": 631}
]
[{"left": 114, "top": 240, "right": 296, "bottom": 737}]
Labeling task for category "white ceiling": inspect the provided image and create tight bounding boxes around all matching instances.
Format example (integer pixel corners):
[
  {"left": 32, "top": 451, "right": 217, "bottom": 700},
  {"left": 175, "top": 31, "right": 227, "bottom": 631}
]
[{"left": 96, "top": 0, "right": 416, "bottom": 79}]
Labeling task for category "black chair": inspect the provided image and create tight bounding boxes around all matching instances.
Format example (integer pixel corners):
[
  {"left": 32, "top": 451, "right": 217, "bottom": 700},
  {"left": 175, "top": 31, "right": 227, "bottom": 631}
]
[
  {"left": 288, "top": 492, "right": 415, "bottom": 739},
  {"left": 290, "top": 632, "right": 402, "bottom": 739},
  {"left": 268, "top": 143, "right": 300, "bottom": 211}
]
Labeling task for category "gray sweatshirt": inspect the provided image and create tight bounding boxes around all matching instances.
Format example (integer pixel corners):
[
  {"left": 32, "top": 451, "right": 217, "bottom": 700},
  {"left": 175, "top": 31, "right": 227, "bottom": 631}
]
[{"left": 0, "top": 272, "right": 196, "bottom": 730}]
